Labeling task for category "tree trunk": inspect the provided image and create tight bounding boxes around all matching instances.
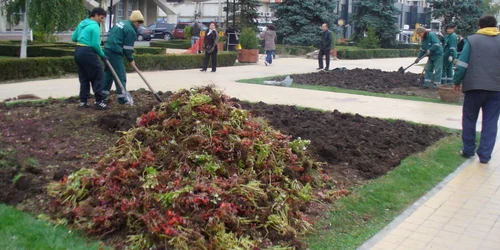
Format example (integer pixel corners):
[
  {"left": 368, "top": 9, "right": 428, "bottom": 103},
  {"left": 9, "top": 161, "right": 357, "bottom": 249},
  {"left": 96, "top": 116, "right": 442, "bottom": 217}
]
[{"left": 20, "top": 0, "right": 29, "bottom": 59}]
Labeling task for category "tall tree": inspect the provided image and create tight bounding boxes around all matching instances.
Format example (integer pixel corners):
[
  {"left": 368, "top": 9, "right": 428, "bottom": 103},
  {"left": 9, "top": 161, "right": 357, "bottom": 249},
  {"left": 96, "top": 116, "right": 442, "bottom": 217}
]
[
  {"left": 228, "top": 0, "right": 261, "bottom": 29},
  {"left": 429, "top": 0, "right": 484, "bottom": 36},
  {"left": 2, "top": 0, "right": 85, "bottom": 43},
  {"left": 272, "top": 0, "right": 337, "bottom": 46},
  {"left": 352, "top": 0, "right": 400, "bottom": 48}
]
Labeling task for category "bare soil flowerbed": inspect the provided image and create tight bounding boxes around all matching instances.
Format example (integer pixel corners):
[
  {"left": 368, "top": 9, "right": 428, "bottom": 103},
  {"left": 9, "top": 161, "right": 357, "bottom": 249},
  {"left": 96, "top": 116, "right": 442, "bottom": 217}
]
[
  {"left": 272, "top": 68, "right": 447, "bottom": 100},
  {"left": 0, "top": 88, "right": 446, "bottom": 249}
]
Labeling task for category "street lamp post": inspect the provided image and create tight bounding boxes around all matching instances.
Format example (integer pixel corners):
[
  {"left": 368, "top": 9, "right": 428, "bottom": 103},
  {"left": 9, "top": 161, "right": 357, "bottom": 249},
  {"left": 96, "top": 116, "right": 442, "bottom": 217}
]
[{"left": 108, "top": 0, "right": 113, "bottom": 32}]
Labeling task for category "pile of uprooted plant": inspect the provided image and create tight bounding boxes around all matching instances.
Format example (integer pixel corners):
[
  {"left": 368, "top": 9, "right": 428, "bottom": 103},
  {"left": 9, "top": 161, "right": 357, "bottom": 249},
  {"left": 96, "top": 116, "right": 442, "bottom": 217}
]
[{"left": 47, "top": 86, "right": 335, "bottom": 249}]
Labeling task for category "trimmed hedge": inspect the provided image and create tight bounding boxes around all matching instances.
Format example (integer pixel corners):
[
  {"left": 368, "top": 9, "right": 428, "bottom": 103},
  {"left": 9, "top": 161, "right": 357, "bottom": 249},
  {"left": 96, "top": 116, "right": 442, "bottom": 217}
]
[
  {"left": 275, "top": 45, "right": 317, "bottom": 55},
  {"left": 1, "top": 44, "right": 167, "bottom": 57},
  {"left": 336, "top": 49, "right": 419, "bottom": 59},
  {"left": 150, "top": 40, "right": 191, "bottom": 49},
  {"left": 0, "top": 44, "right": 72, "bottom": 57},
  {"left": 0, "top": 52, "right": 237, "bottom": 82}
]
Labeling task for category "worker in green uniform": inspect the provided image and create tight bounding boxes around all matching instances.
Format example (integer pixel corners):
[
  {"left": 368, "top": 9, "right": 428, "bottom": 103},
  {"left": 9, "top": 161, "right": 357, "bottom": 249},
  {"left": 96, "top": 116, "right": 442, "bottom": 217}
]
[
  {"left": 442, "top": 24, "right": 458, "bottom": 85},
  {"left": 72, "top": 8, "right": 108, "bottom": 110},
  {"left": 414, "top": 26, "right": 444, "bottom": 88},
  {"left": 102, "top": 10, "right": 144, "bottom": 105}
]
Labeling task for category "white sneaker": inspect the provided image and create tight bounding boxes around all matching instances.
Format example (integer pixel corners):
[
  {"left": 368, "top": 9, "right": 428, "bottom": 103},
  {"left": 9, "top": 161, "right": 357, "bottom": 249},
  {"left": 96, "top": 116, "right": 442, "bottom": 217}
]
[{"left": 264, "top": 61, "right": 269, "bottom": 66}]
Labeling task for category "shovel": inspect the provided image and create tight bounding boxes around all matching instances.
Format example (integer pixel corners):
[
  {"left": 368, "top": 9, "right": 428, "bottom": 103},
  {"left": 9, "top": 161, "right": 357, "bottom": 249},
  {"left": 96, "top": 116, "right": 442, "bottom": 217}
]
[
  {"left": 105, "top": 59, "right": 134, "bottom": 106},
  {"left": 398, "top": 56, "right": 425, "bottom": 74},
  {"left": 131, "top": 64, "right": 163, "bottom": 103}
]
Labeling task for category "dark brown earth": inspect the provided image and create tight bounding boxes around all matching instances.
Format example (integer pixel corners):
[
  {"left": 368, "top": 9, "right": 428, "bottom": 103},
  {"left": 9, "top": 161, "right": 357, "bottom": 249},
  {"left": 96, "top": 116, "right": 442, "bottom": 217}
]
[
  {"left": 273, "top": 68, "right": 463, "bottom": 101},
  {"left": 0, "top": 89, "right": 447, "bottom": 215}
]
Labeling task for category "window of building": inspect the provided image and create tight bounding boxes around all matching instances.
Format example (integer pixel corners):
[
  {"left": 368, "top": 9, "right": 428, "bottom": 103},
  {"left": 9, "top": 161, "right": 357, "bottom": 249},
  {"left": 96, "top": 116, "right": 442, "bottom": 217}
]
[
  {"left": 117, "top": 1, "right": 124, "bottom": 21},
  {"left": 128, "top": 0, "right": 139, "bottom": 17}
]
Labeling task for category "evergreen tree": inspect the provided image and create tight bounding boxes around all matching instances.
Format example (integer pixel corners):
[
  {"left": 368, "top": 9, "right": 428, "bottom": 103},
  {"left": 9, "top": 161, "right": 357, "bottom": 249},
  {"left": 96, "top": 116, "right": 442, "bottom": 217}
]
[
  {"left": 272, "top": 0, "right": 337, "bottom": 46},
  {"left": 352, "top": 0, "right": 399, "bottom": 48},
  {"left": 429, "top": 0, "right": 489, "bottom": 36},
  {"left": 228, "top": 0, "right": 261, "bottom": 29}
]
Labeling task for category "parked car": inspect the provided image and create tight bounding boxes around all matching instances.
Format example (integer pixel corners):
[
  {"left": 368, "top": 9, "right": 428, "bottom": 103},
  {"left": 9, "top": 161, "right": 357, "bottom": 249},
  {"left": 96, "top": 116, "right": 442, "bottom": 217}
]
[
  {"left": 147, "top": 22, "right": 176, "bottom": 41},
  {"left": 136, "top": 26, "right": 152, "bottom": 41},
  {"left": 173, "top": 22, "right": 208, "bottom": 40}
]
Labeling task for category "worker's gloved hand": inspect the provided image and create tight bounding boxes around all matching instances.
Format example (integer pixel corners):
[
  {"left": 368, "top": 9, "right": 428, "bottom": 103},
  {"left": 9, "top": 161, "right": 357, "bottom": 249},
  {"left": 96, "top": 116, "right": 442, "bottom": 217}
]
[
  {"left": 101, "top": 56, "right": 108, "bottom": 61},
  {"left": 426, "top": 50, "right": 431, "bottom": 56},
  {"left": 130, "top": 61, "right": 136, "bottom": 68},
  {"left": 414, "top": 58, "right": 421, "bottom": 64},
  {"left": 448, "top": 56, "right": 453, "bottom": 62}
]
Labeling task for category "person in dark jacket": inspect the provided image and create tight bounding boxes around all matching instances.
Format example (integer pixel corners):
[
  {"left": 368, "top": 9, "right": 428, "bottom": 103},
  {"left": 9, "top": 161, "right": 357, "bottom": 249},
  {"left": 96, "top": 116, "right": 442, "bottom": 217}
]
[
  {"left": 317, "top": 23, "right": 332, "bottom": 71},
  {"left": 72, "top": 8, "right": 107, "bottom": 109},
  {"left": 225, "top": 26, "right": 238, "bottom": 51},
  {"left": 261, "top": 24, "right": 277, "bottom": 66},
  {"left": 453, "top": 16, "right": 500, "bottom": 164},
  {"left": 201, "top": 22, "right": 219, "bottom": 72},
  {"left": 102, "top": 10, "right": 144, "bottom": 105},
  {"left": 191, "top": 22, "right": 201, "bottom": 54}
]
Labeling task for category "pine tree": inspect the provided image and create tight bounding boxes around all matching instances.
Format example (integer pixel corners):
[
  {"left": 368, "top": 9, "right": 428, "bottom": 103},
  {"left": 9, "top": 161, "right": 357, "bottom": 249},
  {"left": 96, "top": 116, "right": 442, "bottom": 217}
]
[
  {"left": 272, "top": 0, "right": 337, "bottom": 46},
  {"left": 228, "top": 0, "right": 261, "bottom": 29},
  {"left": 352, "top": 0, "right": 399, "bottom": 48},
  {"left": 429, "top": 0, "right": 488, "bottom": 36}
]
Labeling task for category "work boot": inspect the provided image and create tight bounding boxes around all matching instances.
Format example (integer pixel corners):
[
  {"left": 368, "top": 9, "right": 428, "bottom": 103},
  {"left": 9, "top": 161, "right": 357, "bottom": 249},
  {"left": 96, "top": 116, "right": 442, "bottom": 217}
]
[{"left": 95, "top": 101, "right": 109, "bottom": 110}]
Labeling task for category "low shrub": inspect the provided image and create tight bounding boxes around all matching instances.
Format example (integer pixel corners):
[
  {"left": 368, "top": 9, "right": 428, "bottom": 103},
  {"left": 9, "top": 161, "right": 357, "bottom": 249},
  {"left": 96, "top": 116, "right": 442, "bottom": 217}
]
[
  {"left": 0, "top": 43, "right": 72, "bottom": 57},
  {"left": 336, "top": 49, "right": 418, "bottom": 59},
  {"left": 134, "top": 47, "right": 167, "bottom": 55},
  {"left": 0, "top": 52, "right": 237, "bottom": 82},
  {"left": 275, "top": 45, "right": 317, "bottom": 55},
  {"left": 150, "top": 40, "right": 191, "bottom": 49},
  {"left": 358, "top": 27, "right": 380, "bottom": 49},
  {"left": 393, "top": 43, "right": 421, "bottom": 50}
]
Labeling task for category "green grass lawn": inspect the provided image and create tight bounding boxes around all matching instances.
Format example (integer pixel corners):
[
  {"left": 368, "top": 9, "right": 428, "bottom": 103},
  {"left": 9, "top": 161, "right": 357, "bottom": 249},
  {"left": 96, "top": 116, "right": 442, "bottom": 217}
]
[
  {"left": 0, "top": 204, "right": 106, "bottom": 250},
  {"left": 305, "top": 133, "right": 465, "bottom": 249},
  {"left": 238, "top": 76, "right": 460, "bottom": 105}
]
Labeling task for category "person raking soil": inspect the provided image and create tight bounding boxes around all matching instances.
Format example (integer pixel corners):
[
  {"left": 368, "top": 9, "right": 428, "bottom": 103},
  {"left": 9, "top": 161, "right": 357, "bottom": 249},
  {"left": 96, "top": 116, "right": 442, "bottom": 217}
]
[
  {"left": 414, "top": 26, "right": 443, "bottom": 89},
  {"left": 72, "top": 8, "right": 108, "bottom": 110},
  {"left": 102, "top": 10, "right": 144, "bottom": 105}
]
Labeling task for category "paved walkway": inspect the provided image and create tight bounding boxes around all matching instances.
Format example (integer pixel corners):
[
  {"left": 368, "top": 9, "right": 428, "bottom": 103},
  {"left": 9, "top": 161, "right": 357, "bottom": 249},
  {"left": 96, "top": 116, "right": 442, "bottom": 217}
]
[{"left": 1, "top": 57, "right": 498, "bottom": 250}]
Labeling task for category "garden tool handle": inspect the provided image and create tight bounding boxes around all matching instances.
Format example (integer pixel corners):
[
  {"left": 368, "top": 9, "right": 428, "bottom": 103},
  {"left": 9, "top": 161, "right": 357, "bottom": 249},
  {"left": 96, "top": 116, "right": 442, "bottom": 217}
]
[
  {"left": 132, "top": 65, "right": 163, "bottom": 102},
  {"left": 105, "top": 59, "right": 126, "bottom": 92},
  {"left": 405, "top": 55, "right": 427, "bottom": 71}
]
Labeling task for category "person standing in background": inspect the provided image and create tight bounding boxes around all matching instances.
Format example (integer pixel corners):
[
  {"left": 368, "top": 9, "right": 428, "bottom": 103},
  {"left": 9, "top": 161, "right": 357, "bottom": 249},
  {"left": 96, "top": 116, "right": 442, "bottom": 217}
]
[
  {"left": 201, "top": 22, "right": 219, "bottom": 73},
  {"left": 442, "top": 24, "right": 458, "bottom": 85},
  {"left": 191, "top": 22, "right": 201, "bottom": 54},
  {"left": 261, "top": 24, "right": 276, "bottom": 66},
  {"left": 317, "top": 23, "right": 332, "bottom": 71}
]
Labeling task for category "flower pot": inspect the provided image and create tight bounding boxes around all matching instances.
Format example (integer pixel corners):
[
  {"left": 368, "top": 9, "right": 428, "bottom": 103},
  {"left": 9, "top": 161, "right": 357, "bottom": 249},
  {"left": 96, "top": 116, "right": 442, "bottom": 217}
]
[
  {"left": 237, "top": 49, "right": 259, "bottom": 63},
  {"left": 218, "top": 42, "right": 224, "bottom": 51}
]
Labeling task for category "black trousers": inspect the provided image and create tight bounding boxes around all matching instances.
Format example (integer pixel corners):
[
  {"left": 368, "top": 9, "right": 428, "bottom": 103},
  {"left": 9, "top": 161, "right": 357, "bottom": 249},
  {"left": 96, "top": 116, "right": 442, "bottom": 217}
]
[
  {"left": 203, "top": 47, "right": 218, "bottom": 72},
  {"left": 318, "top": 49, "right": 330, "bottom": 69},
  {"left": 74, "top": 46, "right": 104, "bottom": 103}
]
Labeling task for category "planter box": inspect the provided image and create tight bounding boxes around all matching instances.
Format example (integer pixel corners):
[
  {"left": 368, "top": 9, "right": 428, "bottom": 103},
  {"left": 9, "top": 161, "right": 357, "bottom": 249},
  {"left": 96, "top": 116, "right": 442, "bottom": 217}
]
[{"left": 237, "top": 49, "right": 259, "bottom": 63}]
